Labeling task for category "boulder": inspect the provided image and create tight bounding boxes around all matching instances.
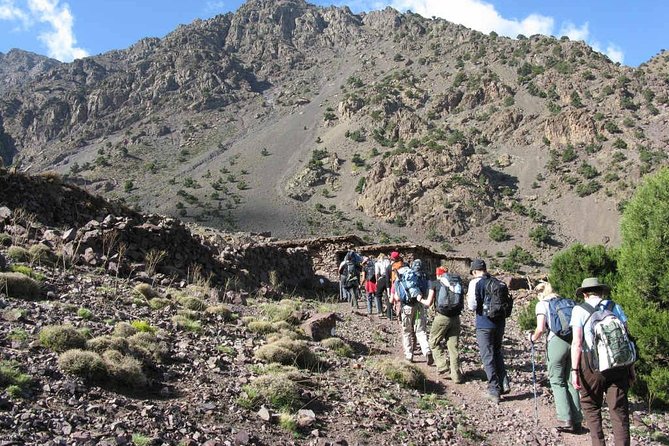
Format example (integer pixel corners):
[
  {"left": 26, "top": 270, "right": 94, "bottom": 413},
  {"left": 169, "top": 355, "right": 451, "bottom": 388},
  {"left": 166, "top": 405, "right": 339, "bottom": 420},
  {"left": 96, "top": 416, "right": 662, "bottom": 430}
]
[
  {"left": 503, "top": 276, "right": 530, "bottom": 290},
  {"left": 301, "top": 312, "right": 338, "bottom": 341}
]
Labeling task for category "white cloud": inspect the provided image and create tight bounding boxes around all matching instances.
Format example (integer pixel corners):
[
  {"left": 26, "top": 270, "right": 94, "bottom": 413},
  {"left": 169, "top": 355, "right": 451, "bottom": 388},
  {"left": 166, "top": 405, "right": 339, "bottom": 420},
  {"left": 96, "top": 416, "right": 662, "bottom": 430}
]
[
  {"left": 558, "top": 21, "right": 589, "bottom": 42},
  {"left": 592, "top": 42, "right": 625, "bottom": 64},
  {"left": 0, "top": 0, "right": 87, "bottom": 61},
  {"left": 204, "top": 1, "right": 227, "bottom": 14}
]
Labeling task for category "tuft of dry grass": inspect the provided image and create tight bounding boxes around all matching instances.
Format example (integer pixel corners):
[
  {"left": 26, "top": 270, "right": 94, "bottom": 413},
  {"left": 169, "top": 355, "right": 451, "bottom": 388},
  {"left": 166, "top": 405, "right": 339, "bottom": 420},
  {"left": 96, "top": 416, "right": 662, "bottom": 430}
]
[
  {"left": 255, "top": 337, "right": 319, "bottom": 370},
  {"left": 58, "top": 349, "right": 107, "bottom": 382},
  {"left": 372, "top": 359, "right": 426, "bottom": 390},
  {"left": 102, "top": 350, "right": 147, "bottom": 388},
  {"left": 321, "top": 337, "right": 354, "bottom": 358},
  {"left": 238, "top": 373, "right": 301, "bottom": 411},
  {"left": 0, "top": 272, "right": 41, "bottom": 300},
  {"left": 133, "top": 283, "right": 160, "bottom": 300},
  {"left": 39, "top": 325, "right": 87, "bottom": 352}
]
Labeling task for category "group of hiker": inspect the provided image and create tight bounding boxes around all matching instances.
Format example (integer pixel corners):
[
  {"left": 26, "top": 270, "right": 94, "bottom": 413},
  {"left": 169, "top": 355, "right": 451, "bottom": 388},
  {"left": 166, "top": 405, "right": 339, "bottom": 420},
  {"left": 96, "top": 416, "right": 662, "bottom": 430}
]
[{"left": 339, "top": 250, "right": 637, "bottom": 446}]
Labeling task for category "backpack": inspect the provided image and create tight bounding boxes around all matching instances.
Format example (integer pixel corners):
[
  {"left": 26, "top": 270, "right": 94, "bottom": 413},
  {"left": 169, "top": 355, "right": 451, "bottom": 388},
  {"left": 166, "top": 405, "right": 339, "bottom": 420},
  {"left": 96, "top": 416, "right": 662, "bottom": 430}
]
[
  {"left": 365, "top": 260, "right": 376, "bottom": 283},
  {"left": 582, "top": 301, "right": 636, "bottom": 372},
  {"left": 547, "top": 296, "right": 575, "bottom": 342},
  {"left": 395, "top": 266, "right": 424, "bottom": 306},
  {"left": 482, "top": 276, "right": 512, "bottom": 319},
  {"left": 344, "top": 260, "right": 360, "bottom": 288},
  {"left": 436, "top": 274, "right": 463, "bottom": 317}
]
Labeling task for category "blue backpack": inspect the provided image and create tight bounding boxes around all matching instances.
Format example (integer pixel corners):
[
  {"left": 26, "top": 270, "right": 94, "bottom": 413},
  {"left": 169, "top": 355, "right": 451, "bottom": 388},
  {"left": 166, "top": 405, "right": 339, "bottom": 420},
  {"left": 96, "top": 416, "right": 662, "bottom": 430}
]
[
  {"left": 547, "top": 296, "right": 575, "bottom": 341},
  {"left": 395, "top": 266, "right": 426, "bottom": 305}
]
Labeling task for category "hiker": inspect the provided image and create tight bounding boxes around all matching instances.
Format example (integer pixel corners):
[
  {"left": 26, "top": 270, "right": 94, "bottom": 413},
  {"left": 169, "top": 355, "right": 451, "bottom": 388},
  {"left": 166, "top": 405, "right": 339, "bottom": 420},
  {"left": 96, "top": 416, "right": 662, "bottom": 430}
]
[
  {"left": 467, "top": 259, "right": 510, "bottom": 404},
  {"left": 374, "top": 253, "right": 392, "bottom": 318},
  {"left": 393, "top": 258, "right": 433, "bottom": 364},
  {"left": 362, "top": 257, "right": 380, "bottom": 315},
  {"left": 338, "top": 251, "right": 362, "bottom": 308},
  {"left": 389, "top": 251, "right": 404, "bottom": 320},
  {"left": 421, "top": 266, "right": 463, "bottom": 383},
  {"left": 529, "top": 281, "right": 583, "bottom": 432},
  {"left": 570, "top": 278, "right": 636, "bottom": 446}
]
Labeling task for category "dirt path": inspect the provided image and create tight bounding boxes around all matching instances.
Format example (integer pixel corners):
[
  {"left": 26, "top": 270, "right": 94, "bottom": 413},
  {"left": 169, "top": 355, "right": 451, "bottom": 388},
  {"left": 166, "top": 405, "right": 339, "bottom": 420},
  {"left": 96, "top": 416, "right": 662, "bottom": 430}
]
[{"left": 336, "top": 299, "right": 597, "bottom": 446}]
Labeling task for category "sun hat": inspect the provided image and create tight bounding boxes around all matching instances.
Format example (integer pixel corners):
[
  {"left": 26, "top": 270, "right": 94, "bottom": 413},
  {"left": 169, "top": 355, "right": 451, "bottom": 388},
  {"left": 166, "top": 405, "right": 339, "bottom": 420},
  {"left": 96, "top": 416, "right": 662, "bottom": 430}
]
[
  {"left": 390, "top": 251, "right": 400, "bottom": 260},
  {"left": 575, "top": 277, "right": 610, "bottom": 298},
  {"left": 470, "top": 259, "right": 486, "bottom": 274},
  {"left": 435, "top": 266, "right": 447, "bottom": 277}
]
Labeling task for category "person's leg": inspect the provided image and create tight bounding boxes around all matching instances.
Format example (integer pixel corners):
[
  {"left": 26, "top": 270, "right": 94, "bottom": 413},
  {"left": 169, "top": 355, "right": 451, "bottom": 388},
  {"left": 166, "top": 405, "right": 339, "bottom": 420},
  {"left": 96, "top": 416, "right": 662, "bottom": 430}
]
[
  {"left": 366, "top": 290, "right": 373, "bottom": 314},
  {"left": 547, "top": 337, "right": 574, "bottom": 424},
  {"left": 446, "top": 316, "right": 462, "bottom": 382},
  {"left": 492, "top": 322, "right": 508, "bottom": 394},
  {"left": 400, "top": 305, "right": 414, "bottom": 360},
  {"left": 414, "top": 305, "right": 431, "bottom": 356},
  {"left": 605, "top": 369, "right": 631, "bottom": 446},
  {"left": 429, "top": 314, "right": 449, "bottom": 374},
  {"left": 579, "top": 355, "right": 607, "bottom": 446},
  {"left": 476, "top": 328, "right": 499, "bottom": 397}
]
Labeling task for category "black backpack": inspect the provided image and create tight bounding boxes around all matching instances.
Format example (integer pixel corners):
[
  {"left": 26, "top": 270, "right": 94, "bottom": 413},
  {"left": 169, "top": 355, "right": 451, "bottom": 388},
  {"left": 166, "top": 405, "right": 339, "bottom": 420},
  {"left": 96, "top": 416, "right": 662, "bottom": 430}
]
[
  {"left": 482, "top": 276, "right": 512, "bottom": 319},
  {"left": 344, "top": 260, "right": 360, "bottom": 288},
  {"left": 436, "top": 274, "right": 463, "bottom": 317},
  {"left": 365, "top": 261, "right": 376, "bottom": 283}
]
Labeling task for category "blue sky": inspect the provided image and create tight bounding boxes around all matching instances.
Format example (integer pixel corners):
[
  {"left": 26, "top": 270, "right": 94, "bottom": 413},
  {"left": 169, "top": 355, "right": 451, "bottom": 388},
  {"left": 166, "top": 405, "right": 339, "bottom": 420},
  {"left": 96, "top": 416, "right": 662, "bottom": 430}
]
[{"left": 0, "top": 0, "right": 666, "bottom": 66}]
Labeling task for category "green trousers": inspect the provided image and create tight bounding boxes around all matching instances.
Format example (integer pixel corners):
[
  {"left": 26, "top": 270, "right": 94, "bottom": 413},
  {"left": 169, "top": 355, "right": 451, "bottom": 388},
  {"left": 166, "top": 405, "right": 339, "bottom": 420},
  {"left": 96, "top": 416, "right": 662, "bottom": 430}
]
[
  {"left": 547, "top": 335, "right": 583, "bottom": 424},
  {"left": 429, "top": 313, "right": 461, "bottom": 381}
]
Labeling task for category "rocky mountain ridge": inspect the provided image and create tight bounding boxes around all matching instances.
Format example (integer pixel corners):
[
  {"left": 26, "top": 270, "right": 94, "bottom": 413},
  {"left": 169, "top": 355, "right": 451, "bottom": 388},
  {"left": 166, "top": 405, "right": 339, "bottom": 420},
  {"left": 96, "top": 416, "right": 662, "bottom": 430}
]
[{"left": 1, "top": 0, "right": 669, "bottom": 266}]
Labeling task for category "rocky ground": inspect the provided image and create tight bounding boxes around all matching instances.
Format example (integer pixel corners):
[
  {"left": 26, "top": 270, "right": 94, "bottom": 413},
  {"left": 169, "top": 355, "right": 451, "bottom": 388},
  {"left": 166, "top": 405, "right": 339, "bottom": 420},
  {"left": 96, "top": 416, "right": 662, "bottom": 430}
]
[{"left": 1, "top": 246, "right": 667, "bottom": 446}]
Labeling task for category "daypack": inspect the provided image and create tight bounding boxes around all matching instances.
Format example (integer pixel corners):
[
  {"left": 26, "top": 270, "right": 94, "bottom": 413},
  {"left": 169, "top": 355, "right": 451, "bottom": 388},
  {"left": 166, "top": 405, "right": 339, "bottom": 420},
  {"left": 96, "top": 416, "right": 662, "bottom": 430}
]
[
  {"left": 582, "top": 301, "right": 636, "bottom": 372},
  {"left": 547, "top": 296, "right": 575, "bottom": 341},
  {"left": 482, "top": 276, "right": 512, "bottom": 319},
  {"left": 395, "top": 266, "right": 425, "bottom": 306},
  {"left": 343, "top": 260, "right": 360, "bottom": 288},
  {"left": 436, "top": 274, "right": 463, "bottom": 317},
  {"left": 365, "top": 260, "right": 376, "bottom": 283}
]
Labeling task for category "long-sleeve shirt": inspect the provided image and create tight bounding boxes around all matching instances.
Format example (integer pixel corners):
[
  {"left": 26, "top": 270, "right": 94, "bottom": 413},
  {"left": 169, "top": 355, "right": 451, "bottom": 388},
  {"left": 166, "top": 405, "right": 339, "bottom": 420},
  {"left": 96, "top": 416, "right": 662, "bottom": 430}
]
[{"left": 468, "top": 273, "right": 502, "bottom": 329}]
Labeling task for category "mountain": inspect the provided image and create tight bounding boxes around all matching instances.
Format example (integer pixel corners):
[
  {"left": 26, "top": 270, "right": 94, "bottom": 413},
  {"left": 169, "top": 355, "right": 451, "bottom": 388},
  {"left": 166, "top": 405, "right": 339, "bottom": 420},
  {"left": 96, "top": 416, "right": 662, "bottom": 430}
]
[{"left": 1, "top": 0, "right": 669, "bottom": 267}]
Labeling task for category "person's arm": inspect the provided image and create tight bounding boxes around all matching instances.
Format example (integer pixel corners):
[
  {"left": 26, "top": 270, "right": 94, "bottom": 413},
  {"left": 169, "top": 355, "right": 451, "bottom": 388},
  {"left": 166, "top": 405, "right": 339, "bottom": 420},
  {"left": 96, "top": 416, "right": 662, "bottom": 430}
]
[
  {"left": 466, "top": 279, "right": 478, "bottom": 311},
  {"left": 421, "top": 287, "right": 435, "bottom": 307},
  {"left": 530, "top": 314, "right": 546, "bottom": 343},
  {"left": 571, "top": 325, "right": 583, "bottom": 390}
]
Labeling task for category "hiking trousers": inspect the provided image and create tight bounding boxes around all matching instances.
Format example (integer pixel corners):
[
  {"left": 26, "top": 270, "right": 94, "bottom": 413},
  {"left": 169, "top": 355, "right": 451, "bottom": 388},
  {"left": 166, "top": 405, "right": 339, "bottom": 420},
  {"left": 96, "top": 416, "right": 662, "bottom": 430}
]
[
  {"left": 375, "top": 276, "right": 392, "bottom": 317},
  {"left": 429, "top": 313, "right": 461, "bottom": 381},
  {"left": 476, "top": 325, "right": 507, "bottom": 397},
  {"left": 401, "top": 304, "right": 430, "bottom": 360},
  {"left": 546, "top": 336, "right": 582, "bottom": 425},
  {"left": 578, "top": 355, "right": 631, "bottom": 446}
]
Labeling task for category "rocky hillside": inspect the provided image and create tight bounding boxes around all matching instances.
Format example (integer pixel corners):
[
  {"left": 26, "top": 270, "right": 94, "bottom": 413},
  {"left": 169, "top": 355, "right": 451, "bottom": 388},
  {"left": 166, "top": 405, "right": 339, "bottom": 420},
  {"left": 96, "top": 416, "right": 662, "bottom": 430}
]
[
  {"left": 0, "top": 172, "right": 667, "bottom": 445},
  {"left": 1, "top": 0, "right": 669, "bottom": 266}
]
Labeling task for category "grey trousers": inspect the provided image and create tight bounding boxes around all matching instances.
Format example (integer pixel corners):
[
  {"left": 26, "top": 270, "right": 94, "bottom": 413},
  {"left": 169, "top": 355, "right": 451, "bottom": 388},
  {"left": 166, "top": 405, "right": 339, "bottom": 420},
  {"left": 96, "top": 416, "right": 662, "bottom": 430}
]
[{"left": 476, "top": 324, "right": 507, "bottom": 396}]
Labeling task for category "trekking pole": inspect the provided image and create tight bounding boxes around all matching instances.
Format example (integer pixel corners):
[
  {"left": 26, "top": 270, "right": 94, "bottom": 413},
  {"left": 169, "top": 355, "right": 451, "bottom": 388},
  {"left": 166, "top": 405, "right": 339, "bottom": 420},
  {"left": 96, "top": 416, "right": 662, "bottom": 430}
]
[{"left": 530, "top": 340, "right": 539, "bottom": 425}]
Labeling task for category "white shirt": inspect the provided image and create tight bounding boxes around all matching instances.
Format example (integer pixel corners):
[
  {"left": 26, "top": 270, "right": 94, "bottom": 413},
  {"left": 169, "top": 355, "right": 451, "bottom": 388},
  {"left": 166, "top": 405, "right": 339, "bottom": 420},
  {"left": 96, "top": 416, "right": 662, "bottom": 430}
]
[
  {"left": 375, "top": 258, "right": 391, "bottom": 278},
  {"left": 534, "top": 299, "right": 555, "bottom": 342},
  {"left": 466, "top": 277, "right": 482, "bottom": 311},
  {"left": 570, "top": 296, "right": 628, "bottom": 349}
]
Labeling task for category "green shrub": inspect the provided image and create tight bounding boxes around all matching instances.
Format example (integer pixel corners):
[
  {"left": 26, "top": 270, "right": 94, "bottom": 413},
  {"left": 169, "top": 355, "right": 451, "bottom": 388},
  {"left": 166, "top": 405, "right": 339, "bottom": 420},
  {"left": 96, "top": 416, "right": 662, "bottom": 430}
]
[
  {"left": 9, "top": 265, "right": 45, "bottom": 280},
  {"left": 131, "top": 320, "right": 157, "bottom": 333},
  {"left": 321, "top": 337, "right": 353, "bottom": 357},
  {"left": 205, "top": 304, "right": 233, "bottom": 321},
  {"left": 177, "top": 295, "right": 207, "bottom": 311},
  {"left": 255, "top": 337, "right": 319, "bottom": 370},
  {"left": 489, "top": 224, "right": 509, "bottom": 242},
  {"left": 39, "top": 325, "right": 87, "bottom": 352},
  {"left": 278, "top": 412, "right": 298, "bottom": 433},
  {"left": 0, "top": 233, "right": 11, "bottom": 246},
  {"left": 0, "top": 272, "right": 41, "bottom": 299},
  {"left": 86, "top": 335, "right": 129, "bottom": 354},
  {"left": 58, "top": 349, "right": 108, "bottom": 381},
  {"left": 549, "top": 243, "right": 618, "bottom": 298},
  {"left": 77, "top": 308, "right": 93, "bottom": 320},
  {"left": 6, "top": 246, "right": 29, "bottom": 262},
  {"left": 131, "top": 434, "right": 151, "bottom": 446},
  {"left": 373, "top": 359, "right": 425, "bottom": 389},
  {"left": 102, "top": 350, "right": 147, "bottom": 388},
  {"left": 238, "top": 374, "right": 301, "bottom": 411},
  {"left": 518, "top": 298, "right": 538, "bottom": 331},
  {"left": 113, "top": 322, "right": 138, "bottom": 338},
  {"left": 616, "top": 168, "right": 669, "bottom": 406},
  {"left": 0, "top": 360, "right": 32, "bottom": 392},
  {"left": 171, "top": 315, "right": 202, "bottom": 332},
  {"left": 529, "top": 225, "right": 553, "bottom": 247},
  {"left": 148, "top": 298, "right": 171, "bottom": 310},
  {"left": 259, "top": 300, "right": 301, "bottom": 324},
  {"left": 127, "top": 332, "right": 168, "bottom": 363},
  {"left": 28, "top": 244, "right": 54, "bottom": 265},
  {"left": 133, "top": 284, "right": 160, "bottom": 300}
]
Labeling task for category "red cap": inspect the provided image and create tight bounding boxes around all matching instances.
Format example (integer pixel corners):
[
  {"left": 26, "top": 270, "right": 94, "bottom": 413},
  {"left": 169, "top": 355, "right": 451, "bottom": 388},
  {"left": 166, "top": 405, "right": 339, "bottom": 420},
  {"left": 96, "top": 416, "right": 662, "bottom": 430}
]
[
  {"left": 436, "top": 267, "right": 447, "bottom": 277},
  {"left": 390, "top": 251, "right": 400, "bottom": 260}
]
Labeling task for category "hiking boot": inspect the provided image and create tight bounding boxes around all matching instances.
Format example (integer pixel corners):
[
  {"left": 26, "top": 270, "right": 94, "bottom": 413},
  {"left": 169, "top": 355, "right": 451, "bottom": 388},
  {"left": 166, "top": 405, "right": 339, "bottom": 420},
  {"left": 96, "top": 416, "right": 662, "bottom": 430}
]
[
  {"left": 485, "top": 393, "right": 500, "bottom": 404},
  {"left": 501, "top": 375, "right": 511, "bottom": 395},
  {"left": 555, "top": 420, "right": 574, "bottom": 432},
  {"left": 426, "top": 353, "right": 434, "bottom": 366},
  {"left": 571, "top": 421, "right": 585, "bottom": 434}
]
